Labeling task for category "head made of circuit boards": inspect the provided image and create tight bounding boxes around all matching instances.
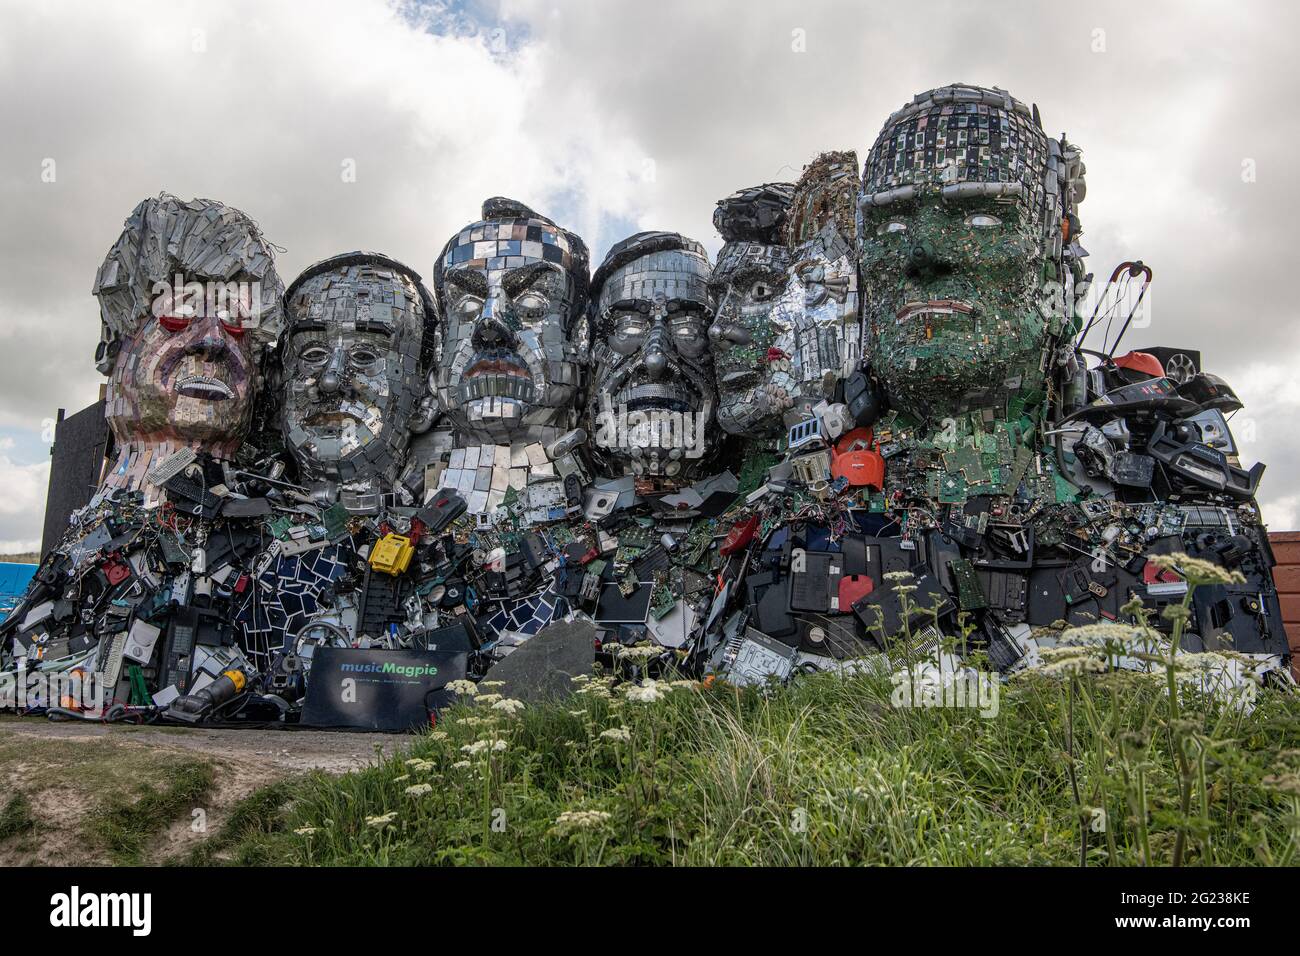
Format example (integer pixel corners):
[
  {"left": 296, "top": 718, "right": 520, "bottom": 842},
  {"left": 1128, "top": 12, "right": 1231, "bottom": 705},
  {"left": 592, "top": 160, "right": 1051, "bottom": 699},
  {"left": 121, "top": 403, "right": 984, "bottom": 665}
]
[
  {"left": 859, "top": 83, "right": 1086, "bottom": 426},
  {"left": 768, "top": 150, "right": 861, "bottom": 425}
]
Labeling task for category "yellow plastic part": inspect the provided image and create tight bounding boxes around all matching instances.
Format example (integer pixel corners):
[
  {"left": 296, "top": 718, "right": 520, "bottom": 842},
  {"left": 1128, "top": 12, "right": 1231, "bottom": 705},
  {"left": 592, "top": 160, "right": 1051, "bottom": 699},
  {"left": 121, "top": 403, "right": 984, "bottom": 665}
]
[{"left": 370, "top": 532, "right": 414, "bottom": 576}]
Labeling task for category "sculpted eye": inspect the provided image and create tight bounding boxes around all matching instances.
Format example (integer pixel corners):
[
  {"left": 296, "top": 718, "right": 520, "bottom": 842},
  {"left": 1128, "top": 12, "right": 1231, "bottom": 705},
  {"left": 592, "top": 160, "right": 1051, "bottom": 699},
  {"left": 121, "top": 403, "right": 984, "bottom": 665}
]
[
  {"left": 670, "top": 314, "right": 705, "bottom": 339},
  {"left": 749, "top": 280, "right": 776, "bottom": 302},
  {"left": 158, "top": 315, "right": 191, "bottom": 333},
  {"left": 350, "top": 346, "right": 380, "bottom": 366},
  {"left": 458, "top": 296, "right": 483, "bottom": 318},
  {"left": 876, "top": 220, "right": 907, "bottom": 236},
  {"left": 516, "top": 292, "right": 548, "bottom": 312},
  {"left": 965, "top": 213, "right": 1002, "bottom": 228},
  {"left": 299, "top": 345, "right": 330, "bottom": 366}
]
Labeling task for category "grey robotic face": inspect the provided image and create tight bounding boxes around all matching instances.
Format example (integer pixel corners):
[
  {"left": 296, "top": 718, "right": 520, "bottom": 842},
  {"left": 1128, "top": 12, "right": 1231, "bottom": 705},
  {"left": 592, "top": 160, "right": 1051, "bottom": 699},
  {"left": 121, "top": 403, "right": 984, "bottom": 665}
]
[
  {"left": 589, "top": 234, "right": 718, "bottom": 480},
  {"left": 433, "top": 210, "right": 586, "bottom": 445},
  {"left": 281, "top": 254, "right": 428, "bottom": 486}
]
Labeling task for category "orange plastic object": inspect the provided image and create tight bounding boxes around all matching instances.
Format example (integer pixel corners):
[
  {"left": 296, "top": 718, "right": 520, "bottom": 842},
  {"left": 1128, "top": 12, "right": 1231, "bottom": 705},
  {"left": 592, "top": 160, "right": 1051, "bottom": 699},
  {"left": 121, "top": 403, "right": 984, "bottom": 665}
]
[
  {"left": 1113, "top": 350, "right": 1165, "bottom": 379},
  {"left": 831, "top": 428, "right": 885, "bottom": 489}
]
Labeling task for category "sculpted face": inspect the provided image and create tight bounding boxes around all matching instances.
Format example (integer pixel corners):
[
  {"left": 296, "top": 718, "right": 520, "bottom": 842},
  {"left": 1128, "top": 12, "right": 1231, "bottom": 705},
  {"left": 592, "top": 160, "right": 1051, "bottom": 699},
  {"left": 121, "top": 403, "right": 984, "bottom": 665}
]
[
  {"left": 94, "top": 194, "right": 283, "bottom": 457},
  {"left": 707, "top": 183, "right": 793, "bottom": 438},
  {"left": 433, "top": 198, "right": 588, "bottom": 445},
  {"left": 281, "top": 253, "right": 432, "bottom": 486},
  {"left": 711, "top": 157, "right": 862, "bottom": 436},
  {"left": 106, "top": 306, "right": 256, "bottom": 451},
  {"left": 859, "top": 86, "right": 1056, "bottom": 420},
  {"left": 589, "top": 233, "right": 717, "bottom": 480},
  {"left": 766, "top": 240, "right": 861, "bottom": 418}
]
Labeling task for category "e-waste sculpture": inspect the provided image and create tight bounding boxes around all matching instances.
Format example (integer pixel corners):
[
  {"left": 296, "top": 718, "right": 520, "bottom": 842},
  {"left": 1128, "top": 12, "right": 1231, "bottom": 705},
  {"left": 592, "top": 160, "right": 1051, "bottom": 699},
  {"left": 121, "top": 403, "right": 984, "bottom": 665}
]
[{"left": 0, "top": 84, "right": 1290, "bottom": 730}]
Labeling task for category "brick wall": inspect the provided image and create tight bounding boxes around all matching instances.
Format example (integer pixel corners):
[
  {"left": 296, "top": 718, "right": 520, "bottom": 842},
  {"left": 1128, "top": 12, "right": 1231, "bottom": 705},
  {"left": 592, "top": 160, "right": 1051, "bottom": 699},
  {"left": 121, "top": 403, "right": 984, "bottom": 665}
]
[{"left": 1269, "top": 531, "right": 1300, "bottom": 677}]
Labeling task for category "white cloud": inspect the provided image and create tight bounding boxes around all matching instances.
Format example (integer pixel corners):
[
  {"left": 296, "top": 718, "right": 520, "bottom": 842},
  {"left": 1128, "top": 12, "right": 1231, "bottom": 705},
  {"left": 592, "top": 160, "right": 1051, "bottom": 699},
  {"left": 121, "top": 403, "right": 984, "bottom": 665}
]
[
  {"left": 1, "top": 0, "right": 1297, "bottom": 537},
  {"left": 0, "top": 448, "right": 50, "bottom": 553}
]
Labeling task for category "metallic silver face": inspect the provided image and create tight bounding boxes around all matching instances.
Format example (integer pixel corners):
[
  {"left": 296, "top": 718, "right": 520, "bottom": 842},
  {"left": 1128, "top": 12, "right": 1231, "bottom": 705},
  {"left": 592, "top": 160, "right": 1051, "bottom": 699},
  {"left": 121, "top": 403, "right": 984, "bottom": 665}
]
[
  {"left": 432, "top": 198, "right": 588, "bottom": 446},
  {"left": 281, "top": 252, "right": 433, "bottom": 488},
  {"left": 588, "top": 232, "right": 718, "bottom": 481},
  {"left": 711, "top": 156, "right": 862, "bottom": 437}
]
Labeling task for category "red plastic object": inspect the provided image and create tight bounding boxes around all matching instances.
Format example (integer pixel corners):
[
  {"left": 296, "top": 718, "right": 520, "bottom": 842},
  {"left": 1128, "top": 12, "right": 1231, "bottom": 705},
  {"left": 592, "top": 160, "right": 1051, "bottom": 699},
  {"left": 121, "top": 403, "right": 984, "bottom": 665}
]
[
  {"left": 720, "top": 515, "right": 759, "bottom": 556},
  {"left": 1114, "top": 350, "right": 1165, "bottom": 379},
  {"left": 838, "top": 574, "right": 874, "bottom": 610},
  {"left": 1142, "top": 560, "right": 1182, "bottom": 585},
  {"left": 101, "top": 556, "right": 130, "bottom": 585}
]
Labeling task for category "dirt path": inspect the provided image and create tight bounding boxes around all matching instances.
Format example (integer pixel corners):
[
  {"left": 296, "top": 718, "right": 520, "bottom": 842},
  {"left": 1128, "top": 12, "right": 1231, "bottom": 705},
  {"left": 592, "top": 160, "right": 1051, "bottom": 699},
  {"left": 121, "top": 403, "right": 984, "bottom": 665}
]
[
  {"left": 0, "top": 719, "right": 400, "bottom": 773},
  {"left": 0, "top": 717, "right": 404, "bottom": 865}
]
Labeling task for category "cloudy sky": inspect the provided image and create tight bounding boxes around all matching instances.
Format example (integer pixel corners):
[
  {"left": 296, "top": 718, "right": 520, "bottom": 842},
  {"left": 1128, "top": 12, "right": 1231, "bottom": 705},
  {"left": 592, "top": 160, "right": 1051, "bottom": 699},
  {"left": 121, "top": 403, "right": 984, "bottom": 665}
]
[{"left": 0, "top": 0, "right": 1295, "bottom": 551}]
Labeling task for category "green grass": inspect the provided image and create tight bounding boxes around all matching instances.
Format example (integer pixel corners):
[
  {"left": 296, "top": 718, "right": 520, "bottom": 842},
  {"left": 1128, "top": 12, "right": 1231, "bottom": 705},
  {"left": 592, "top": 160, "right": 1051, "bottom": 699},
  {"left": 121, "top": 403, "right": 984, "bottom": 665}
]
[
  {"left": 0, "top": 793, "right": 35, "bottom": 841},
  {"left": 206, "top": 665, "right": 1300, "bottom": 866},
  {"left": 87, "top": 760, "right": 214, "bottom": 864},
  {"left": 179, "top": 779, "right": 297, "bottom": 866}
]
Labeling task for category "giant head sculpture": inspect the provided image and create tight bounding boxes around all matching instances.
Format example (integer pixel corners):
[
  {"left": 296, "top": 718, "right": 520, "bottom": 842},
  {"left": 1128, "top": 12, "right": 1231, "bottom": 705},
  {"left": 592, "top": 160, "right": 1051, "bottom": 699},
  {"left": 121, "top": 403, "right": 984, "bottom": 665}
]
[
  {"left": 431, "top": 197, "right": 589, "bottom": 446},
  {"left": 707, "top": 182, "right": 794, "bottom": 438},
  {"left": 280, "top": 252, "right": 437, "bottom": 491},
  {"left": 714, "top": 154, "right": 862, "bottom": 438},
  {"left": 93, "top": 194, "right": 283, "bottom": 463},
  {"left": 588, "top": 231, "right": 717, "bottom": 481},
  {"left": 858, "top": 83, "right": 1086, "bottom": 423}
]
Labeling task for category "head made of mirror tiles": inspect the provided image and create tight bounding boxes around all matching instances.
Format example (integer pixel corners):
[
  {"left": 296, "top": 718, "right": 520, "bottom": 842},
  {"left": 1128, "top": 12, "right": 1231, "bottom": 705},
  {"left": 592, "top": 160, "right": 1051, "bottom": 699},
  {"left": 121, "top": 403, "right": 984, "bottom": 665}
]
[
  {"left": 588, "top": 231, "right": 718, "bottom": 482},
  {"left": 859, "top": 83, "right": 1086, "bottom": 425},
  {"left": 713, "top": 154, "right": 862, "bottom": 439},
  {"left": 707, "top": 182, "right": 794, "bottom": 438},
  {"left": 432, "top": 197, "right": 590, "bottom": 446},
  {"left": 92, "top": 193, "right": 284, "bottom": 458},
  {"left": 280, "top": 251, "right": 437, "bottom": 489}
]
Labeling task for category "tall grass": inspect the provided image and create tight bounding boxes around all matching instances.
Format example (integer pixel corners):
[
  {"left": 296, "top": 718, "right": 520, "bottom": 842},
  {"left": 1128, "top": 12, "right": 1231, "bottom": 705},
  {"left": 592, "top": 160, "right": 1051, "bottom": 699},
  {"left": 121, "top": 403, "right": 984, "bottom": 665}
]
[{"left": 216, "top": 659, "right": 1300, "bottom": 866}]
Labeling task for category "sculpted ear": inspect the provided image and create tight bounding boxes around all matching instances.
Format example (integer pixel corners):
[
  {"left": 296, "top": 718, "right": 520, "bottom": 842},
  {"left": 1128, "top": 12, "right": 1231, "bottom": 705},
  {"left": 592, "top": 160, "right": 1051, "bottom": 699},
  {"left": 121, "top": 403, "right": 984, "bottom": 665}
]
[{"left": 408, "top": 394, "right": 438, "bottom": 435}]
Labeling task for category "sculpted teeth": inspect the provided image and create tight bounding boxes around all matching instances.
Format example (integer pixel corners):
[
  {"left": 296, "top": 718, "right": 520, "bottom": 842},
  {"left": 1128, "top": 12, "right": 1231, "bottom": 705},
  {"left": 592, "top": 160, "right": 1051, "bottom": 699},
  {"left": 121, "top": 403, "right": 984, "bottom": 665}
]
[
  {"left": 174, "top": 373, "right": 233, "bottom": 398},
  {"left": 895, "top": 300, "right": 975, "bottom": 323}
]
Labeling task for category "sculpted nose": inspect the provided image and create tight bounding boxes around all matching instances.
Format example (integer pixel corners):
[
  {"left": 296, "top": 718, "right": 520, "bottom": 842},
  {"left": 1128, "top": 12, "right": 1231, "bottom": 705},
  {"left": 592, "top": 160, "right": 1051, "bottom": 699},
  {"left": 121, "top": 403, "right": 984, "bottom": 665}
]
[
  {"left": 904, "top": 241, "right": 949, "bottom": 279},
  {"left": 473, "top": 292, "right": 517, "bottom": 348},
  {"left": 318, "top": 346, "right": 346, "bottom": 394},
  {"left": 643, "top": 322, "right": 672, "bottom": 380},
  {"left": 645, "top": 347, "right": 667, "bottom": 379},
  {"left": 185, "top": 315, "right": 228, "bottom": 358},
  {"left": 708, "top": 320, "right": 751, "bottom": 347}
]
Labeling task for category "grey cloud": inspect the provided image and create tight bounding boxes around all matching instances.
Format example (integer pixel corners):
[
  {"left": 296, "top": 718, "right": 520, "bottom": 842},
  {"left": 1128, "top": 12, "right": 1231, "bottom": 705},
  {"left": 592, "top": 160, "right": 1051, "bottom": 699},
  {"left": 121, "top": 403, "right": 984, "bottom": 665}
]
[{"left": 1, "top": 0, "right": 1296, "bottom": 528}]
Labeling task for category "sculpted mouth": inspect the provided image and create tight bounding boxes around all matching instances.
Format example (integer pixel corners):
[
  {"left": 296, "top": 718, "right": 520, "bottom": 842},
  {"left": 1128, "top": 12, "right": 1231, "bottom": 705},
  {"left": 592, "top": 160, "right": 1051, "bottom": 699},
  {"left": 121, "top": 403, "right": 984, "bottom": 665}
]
[
  {"left": 174, "top": 373, "right": 233, "bottom": 401},
  {"left": 459, "top": 351, "right": 536, "bottom": 405},
  {"left": 466, "top": 353, "right": 530, "bottom": 379},
  {"left": 896, "top": 300, "right": 976, "bottom": 323},
  {"left": 613, "top": 383, "right": 696, "bottom": 414},
  {"left": 304, "top": 410, "right": 362, "bottom": 427},
  {"left": 721, "top": 369, "right": 758, "bottom": 387}
]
